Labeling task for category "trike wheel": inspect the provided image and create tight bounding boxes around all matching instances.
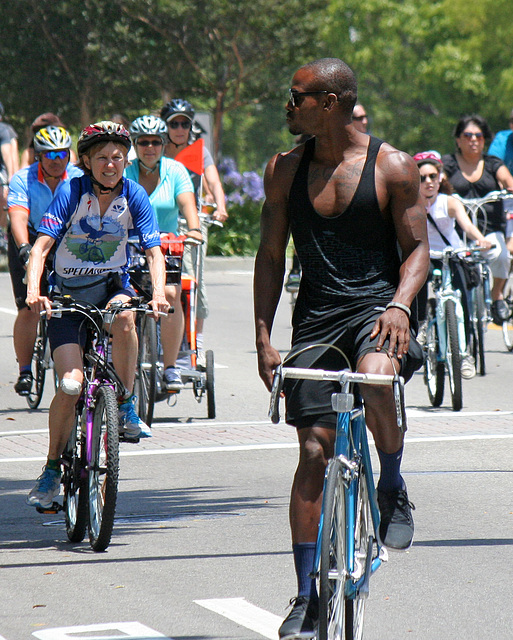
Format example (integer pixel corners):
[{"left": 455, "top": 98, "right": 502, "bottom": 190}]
[{"left": 135, "top": 315, "right": 157, "bottom": 426}]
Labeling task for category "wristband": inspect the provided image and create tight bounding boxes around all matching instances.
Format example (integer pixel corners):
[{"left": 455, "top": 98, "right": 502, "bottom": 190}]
[
  {"left": 386, "top": 302, "right": 411, "bottom": 318},
  {"left": 188, "top": 228, "right": 202, "bottom": 233}
]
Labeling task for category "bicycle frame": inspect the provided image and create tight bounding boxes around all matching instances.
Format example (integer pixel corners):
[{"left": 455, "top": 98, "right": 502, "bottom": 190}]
[
  {"left": 429, "top": 248, "right": 467, "bottom": 358},
  {"left": 269, "top": 366, "right": 405, "bottom": 611}
]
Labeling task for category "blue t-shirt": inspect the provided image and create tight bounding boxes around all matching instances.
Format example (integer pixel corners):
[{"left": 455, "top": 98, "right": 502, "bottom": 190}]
[
  {"left": 8, "top": 162, "right": 83, "bottom": 234},
  {"left": 38, "top": 175, "right": 161, "bottom": 286},
  {"left": 124, "top": 157, "right": 194, "bottom": 233},
  {"left": 488, "top": 129, "right": 513, "bottom": 174}
]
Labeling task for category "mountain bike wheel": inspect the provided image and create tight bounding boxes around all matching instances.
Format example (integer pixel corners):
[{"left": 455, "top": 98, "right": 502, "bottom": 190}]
[
  {"left": 319, "top": 457, "right": 349, "bottom": 640},
  {"left": 88, "top": 385, "right": 119, "bottom": 552},
  {"left": 135, "top": 314, "right": 157, "bottom": 426},
  {"left": 424, "top": 299, "right": 444, "bottom": 407},
  {"left": 62, "top": 408, "right": 88, "bottom": 543},
  {"left": 27, "top": 318, "right": 47, "bottom": 410},
  {"left": 471, "top": 285, "right": 487, "bottom": 374},
  {"left": 344, "top": 466, "right": 372, "bottom": 640},
  {"left": 205, "top": 349, "right": 216, "bottom": 419},
  {"left": 445, "top": 299, "right": 462, "bottom": 412}
]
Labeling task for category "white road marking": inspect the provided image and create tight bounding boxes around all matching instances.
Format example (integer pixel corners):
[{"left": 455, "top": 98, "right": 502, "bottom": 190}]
[
  {"left": 32, "top": 621, "right": 170, "bottom": 639},
  {"left": 0, "top": 306, "right": 16, "bottom": 316},
  {"left": 195, "top": 597, "right": 281, "bottom": 640},
  {"left": 2, "top": 433, "right": 513, "bottom": 465}
]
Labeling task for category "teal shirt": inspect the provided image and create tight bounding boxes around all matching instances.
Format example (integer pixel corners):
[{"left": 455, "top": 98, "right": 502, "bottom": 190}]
[{"left": 124, "top": 157, "right": 194, "bottom": 233}]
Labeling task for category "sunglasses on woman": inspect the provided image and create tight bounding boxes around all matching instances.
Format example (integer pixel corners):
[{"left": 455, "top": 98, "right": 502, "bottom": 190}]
[
  {"left": 136, "top": 140, "right": 163, "bottom": 147},
  {"left": 462, "top": 132, "right": 484, "bottom": 139},
  {"left": 168, "top": 120, "right": 191, "bottom": 129},
  {"left": 420, "top": 172, "right": 439, "bottom": 183}
]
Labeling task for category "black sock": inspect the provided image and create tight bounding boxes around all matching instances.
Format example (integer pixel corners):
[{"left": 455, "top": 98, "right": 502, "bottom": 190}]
[
  {"left": 293, "top": 542, "right": 318, "bottom": 601},
  {"left": 377, "top": 446, "right": 404, "bottom": 492}
]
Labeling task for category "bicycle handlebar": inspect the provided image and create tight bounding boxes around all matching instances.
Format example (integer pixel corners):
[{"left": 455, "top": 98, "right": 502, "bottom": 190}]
[
  {"left": 453, "top": 190, "right": 513, "bottom": 207},
  {"left": 268, "top": 365, "right": 407, "bottom": 432},
  {"left": 429, "top": 245, "right": 495, "bottom": 261}
]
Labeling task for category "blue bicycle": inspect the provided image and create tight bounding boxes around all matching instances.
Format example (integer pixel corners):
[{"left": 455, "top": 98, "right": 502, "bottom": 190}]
[{"left": 270, "top": 360, "right": 406, "bottom": 639}]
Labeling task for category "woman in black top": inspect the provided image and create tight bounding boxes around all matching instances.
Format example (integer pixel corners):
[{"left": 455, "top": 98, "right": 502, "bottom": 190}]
[{"left": 442, "top": 114, "right": 513, "bottom": 323}]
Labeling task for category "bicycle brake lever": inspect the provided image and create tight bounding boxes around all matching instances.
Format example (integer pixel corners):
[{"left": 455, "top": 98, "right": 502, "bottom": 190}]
[{"left": 393, "top": 374, "right": 407, "bottom": 433}]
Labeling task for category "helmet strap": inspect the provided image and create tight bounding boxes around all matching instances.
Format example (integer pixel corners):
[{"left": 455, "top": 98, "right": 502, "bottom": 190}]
[
  {"left": 90, "top": 174, "right": 123, "bottom": 195},
  {"left": 139, "top": 159, "right": 160, "bottom": 175}
]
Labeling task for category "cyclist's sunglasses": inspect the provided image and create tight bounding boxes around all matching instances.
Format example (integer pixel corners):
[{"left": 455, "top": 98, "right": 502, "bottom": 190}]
[
  {"left": 289, "top": 89, "right": 329, "bottom": 108},
  {"left": 44, "top": 150, "right": 69, "bottom": 160},
  {"left": 168, "top": 120, "right": 191, "bottom": 129},
  {"left": 136, "top": 140, "right": 163, "bottom": 147}
]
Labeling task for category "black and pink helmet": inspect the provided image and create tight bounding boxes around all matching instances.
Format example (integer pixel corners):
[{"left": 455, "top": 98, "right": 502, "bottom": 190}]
[{"left": 77, "top": 121, "right": 131, "bottom": 156}]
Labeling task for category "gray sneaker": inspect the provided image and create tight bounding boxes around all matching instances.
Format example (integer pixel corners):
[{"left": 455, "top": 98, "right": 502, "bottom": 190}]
[{"left": 27, "top": 466, "right": 61, "bottom": 508}]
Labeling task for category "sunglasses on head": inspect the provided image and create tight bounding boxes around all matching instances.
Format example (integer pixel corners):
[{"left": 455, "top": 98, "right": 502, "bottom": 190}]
[
  {"left": 44, "top": 150, "right": 68, "bottom": 160},
  {"left": 168, "top": 120, "right": 191, "bottom": 129},
  {"left": 420, "top": 172, "right": 439, "bottom": 183},
  {"left": 136, "top": 140, "right": 163, "bottom": 147},
  {"left": 462, "top": 131, "right": 484, "bottom": 139}
]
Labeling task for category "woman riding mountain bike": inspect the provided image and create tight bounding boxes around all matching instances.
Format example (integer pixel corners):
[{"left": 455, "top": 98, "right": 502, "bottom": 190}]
[
  {"left": 24, "top": 120, "right": 169, "bottom": 510},
  {"left": 125, "top": 115, "right": 202, "bottom": 392},
  {"left": 414, "top": 151, "right": 492, "bottom": 379},
  {"left": 442, "top": 114, "right": 513, "bottom": 324}
]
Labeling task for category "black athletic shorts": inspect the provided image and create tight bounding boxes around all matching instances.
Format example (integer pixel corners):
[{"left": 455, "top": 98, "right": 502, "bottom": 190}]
[
  {"left": 284, "top": 305, "right": 423, "bottom": 429},
  {"left": 47, "top": 286, "right": 137, "bottom": 354}
]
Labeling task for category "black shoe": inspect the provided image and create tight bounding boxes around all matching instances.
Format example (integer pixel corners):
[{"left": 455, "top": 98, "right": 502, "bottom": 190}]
[
  {"left": 14, "top": 372, "right": 33, "bottom": 396},
  {"left": 377, "top": 487, "right": 415, "bottom": 551},
  {"left": 279, "top": 596, "right": 318, "bottom": 640},
  {"left": 491, "top": 299, "right": 510, "bottom": 325}
]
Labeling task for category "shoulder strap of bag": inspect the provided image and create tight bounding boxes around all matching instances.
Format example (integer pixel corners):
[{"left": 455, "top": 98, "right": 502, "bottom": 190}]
[{"left": 427, "top": 211, "right": 453, "bottom": 247}]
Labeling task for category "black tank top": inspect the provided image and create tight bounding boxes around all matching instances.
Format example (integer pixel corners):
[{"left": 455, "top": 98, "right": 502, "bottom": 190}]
[{"left": 289, "top": 136, "right": 400, "bottom": 320}]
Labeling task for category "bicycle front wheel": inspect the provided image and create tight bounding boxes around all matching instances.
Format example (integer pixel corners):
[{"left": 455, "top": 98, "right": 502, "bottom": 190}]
[
  {"left": 319, "top": 457, "right": 349, "bottom": 640},
  {"left": 62, "top": 409, "right": 88, "bottom": 543},
  {"left": 205, "top": 349, "right": 216, "bottom": 419},
  {"left": 27, "top": 319, "right": 48, "bottom": 410},
  {"left": 88, "top": 385, "right": 119, "bottom": 552},
  {"left": 344, "top": 466, "right": 372, "bottom": 640},
  {"left": 135, "top": 315, "right": 157, "bottom": 427},
  {"left": 424, "top": 299, "right": 444, "bottom": 407},
  {"left": 445, "top": 300, "right": 462, "bottom": 411},
  {"left": 471, "top": 285, "right": 487, "bottom": 374}
]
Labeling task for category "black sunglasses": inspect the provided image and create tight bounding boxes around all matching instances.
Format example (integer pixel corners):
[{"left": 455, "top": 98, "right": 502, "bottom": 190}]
[
  {"left": 353, "top": 115, "right": 367, "bottom": 121},
  {"left": 136, "top": 140, "right": 163, "bottom": 147},
  {"left": 420, "top": 172, "right": 439, "bottom": 183},
  {"left": 168, "top": 120, "right": 191, "bottom": 129},
  {"left": 289, "top": 89, "right": 329, "bottom": 108}
]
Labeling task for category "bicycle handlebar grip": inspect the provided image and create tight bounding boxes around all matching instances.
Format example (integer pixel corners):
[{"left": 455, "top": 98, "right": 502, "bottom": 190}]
[{"left": 269, "top": 366, "right": 283, "bottom": 424}]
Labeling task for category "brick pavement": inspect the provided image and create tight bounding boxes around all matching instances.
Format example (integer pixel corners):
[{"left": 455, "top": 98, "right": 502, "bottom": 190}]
[{"left": 2, "top": 411, "right": 513, "bottom": 461}]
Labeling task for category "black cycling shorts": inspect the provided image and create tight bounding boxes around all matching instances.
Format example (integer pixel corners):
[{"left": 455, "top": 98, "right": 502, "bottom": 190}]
[{"left": 284, "top": 305, "right": 423, "bottom": 429}]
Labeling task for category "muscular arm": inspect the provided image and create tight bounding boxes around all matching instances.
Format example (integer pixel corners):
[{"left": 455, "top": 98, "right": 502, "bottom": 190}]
[
  {"left": 373, "top": 147, "right": 430, "bottom": 357},
  {"left": 254, "top": 153, "right": 293, "bottom": 390},
  {"left": 203, "top": 164, "right": 228, "bottom": 222}
]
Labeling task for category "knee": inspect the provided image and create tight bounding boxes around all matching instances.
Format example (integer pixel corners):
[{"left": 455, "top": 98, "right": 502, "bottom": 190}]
[
  {"left": 112, "top": 310, "right": 135, "bottom": 334},
  {"left": 60, "top": 377, "right": 82, "bottom": 396},
  {"left": 299, "top": 437, "right": 329, "bottom": 475}
]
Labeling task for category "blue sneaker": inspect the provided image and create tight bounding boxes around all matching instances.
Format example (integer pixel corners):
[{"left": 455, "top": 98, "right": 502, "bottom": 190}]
[
  {"left": 118, "top": 396, "right": 152, "bottom": 438},
  {"left": 27, "top": 466, "right": 61, "bottom": 508}
]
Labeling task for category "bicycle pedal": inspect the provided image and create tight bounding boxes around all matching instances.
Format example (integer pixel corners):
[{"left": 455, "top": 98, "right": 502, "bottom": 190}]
[
  {"left": 35, "top": 501, "right": 62, "bottom": 514},
  {"left": 119, "top": 434, "right": 140, "bottom": 444}
]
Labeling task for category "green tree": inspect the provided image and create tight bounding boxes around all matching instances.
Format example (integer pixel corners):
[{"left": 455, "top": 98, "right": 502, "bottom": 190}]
[{"left": 118, "top": 0, "right": 326, "bottom": 160}]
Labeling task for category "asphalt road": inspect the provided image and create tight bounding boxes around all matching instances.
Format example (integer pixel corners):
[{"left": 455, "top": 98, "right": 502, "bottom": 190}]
[{"left": 1, "top": 258, "right": 513, "bottom": 640}]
